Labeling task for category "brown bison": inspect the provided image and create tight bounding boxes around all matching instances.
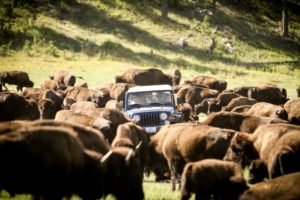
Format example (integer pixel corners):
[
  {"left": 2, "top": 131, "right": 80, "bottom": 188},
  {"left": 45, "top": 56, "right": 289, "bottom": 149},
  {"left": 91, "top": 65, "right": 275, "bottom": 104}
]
[
  {"left": 115, "top": 68, "right": 175, "bottom": 86},
  {"left": 207, "top": 91, "right": 241, "bottom": 113},
  {"left": 54, "top": 110, "right": 114, "bottom": 137},
  {"left": 0, "top": 92, "right": 40, "bottom": 121},
  {"left": 40, "top": 79, "right": 66, "bottom": 91},
  {"left": 30, "top": 120, "right": 110, "bottom": 154},
  {"left": 149, "top": 123, "right": 236, "bottom": 190},
  {"left": 185, "top": 75, "right": 227, "bottom": 92},
  {"left": 239, "top": 172, "right": 300, "bottom": 200},
  {"left": 224, "top": 123, "right": 300, "bottom": 182},
  {"left": 112, "top": 122, "right": 150, "bottom": 175},
  {"left": 39, "top": 89, "right": 64, "bottom": 119},
  {"left": 105, "top": 99, "right": 122, "bottom": 110},
  {"left": 0, "top": 126, "right": 106, "bottom": 200},
  {"left": 283, "top": 97, "right": 300, "bottom": 125},
  {"left": 248, "top": 85, "right": 288, "bottom": 105},
  {"left": 49, "top": 70, "right": 79, "bottom": 87},
  {"left": 181, "top": 159, "right": 248, "bottom": 200},
  {"left": 100, "top": 83, "right": 134, "bottom": 102},
  {"left": 175, "top": 85, "right": 219, "bottom": 110},
  {"left": 245, "top": 102, "right": 288, "bottom": 120},
  {"left": 233, "top": 86, "right": 255, "bottom": 97},
  {"left": 101, "top": 147, "right": 144, "bottom": 200},
  {"left": 0, "top": 70, "right": 34, "bottom": 91},
  {"left": 201, "top": 111, "right": 289, "bottom": 133},
  {"left": 63, "top": 86, "right": 110, "bottom": 108},
  {"left": 222, "top": 96, "right": 258, "bottom": 111},
  {"left": 22, "top": 87, "right": 45, "bottom": 102}
]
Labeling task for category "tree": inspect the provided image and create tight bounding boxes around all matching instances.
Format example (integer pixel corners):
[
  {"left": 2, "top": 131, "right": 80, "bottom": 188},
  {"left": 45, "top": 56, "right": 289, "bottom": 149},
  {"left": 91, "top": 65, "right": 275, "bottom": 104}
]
[
  {"left": 212, "top": 0, "right": 217, "bottom": 15},
  {"left": 161, "top": 0, "right": 168, "bottom": 19},
  {"left": 281, "top": 0, "right": 288, "bottom": 37}
]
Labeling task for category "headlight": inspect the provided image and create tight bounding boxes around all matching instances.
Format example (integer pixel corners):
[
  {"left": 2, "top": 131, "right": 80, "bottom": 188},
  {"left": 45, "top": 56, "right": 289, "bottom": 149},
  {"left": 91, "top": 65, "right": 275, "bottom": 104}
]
[
  {"left": 132, "top": 114, "right": 141, "bottom": 122},
  {"left": 159, "top": 112, "right": 168, "bottom": 120}
]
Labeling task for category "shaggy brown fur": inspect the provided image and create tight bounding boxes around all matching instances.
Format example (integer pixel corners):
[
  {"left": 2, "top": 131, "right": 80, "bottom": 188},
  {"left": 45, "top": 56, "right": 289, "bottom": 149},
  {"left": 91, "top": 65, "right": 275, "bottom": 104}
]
[
  {"left": 115, "top": 68, "right": 173, "bottom": 86},
  {"left": 181, "top": 159, "right": 248, "bottom": 200},
  {"left": 0, "top": 70, "right": 34, "bottom": 91},
  {"left": 239, "top": 172, "right": 300, "bottom": 200}
]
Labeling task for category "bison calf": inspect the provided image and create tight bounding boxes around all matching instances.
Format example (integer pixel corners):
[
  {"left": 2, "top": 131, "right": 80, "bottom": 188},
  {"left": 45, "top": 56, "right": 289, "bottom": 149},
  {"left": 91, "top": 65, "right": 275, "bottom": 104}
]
[{"left": 181, "top": 159, "right": 248, "bottom": 200}]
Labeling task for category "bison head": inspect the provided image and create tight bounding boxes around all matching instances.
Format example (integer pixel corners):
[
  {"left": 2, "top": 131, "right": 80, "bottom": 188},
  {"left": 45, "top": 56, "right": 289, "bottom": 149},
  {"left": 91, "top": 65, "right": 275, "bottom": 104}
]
[{"left": 223, "top": 132, "right": 258, "bottom": 168}]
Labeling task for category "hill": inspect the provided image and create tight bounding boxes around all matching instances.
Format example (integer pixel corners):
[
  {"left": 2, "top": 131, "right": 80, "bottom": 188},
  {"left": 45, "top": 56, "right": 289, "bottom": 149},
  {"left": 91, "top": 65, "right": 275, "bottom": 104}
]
[{"left": 0, "top": 0, "right": 299, "bottom": 98}]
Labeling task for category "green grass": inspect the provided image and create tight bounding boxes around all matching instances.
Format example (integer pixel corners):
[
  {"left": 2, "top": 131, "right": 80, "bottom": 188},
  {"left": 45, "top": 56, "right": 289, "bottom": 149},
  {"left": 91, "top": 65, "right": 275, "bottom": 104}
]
[{"left": 0, "top": 174, "right": 183, "bottom": 200}]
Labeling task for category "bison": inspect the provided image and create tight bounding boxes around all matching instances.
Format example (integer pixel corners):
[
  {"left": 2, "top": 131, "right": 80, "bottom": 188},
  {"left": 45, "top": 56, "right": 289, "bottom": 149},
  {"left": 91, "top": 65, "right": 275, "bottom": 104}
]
[
  {"left": 49, "top": 70, "right": 79, "bottom": 87},
  {"left": 185, "top": 75, "right": 227, "bottom": 92},
  {"left": 115, "top": 68, "right": 174, "bottom": 86},
  {"left": 0, "top": 70, "right": 34, "bottom": 91},
  {"left": 201, "top": 111, "right": 289, "bottom": 133},
  {"left": 0, "top": 126, "right": 105, "bottom": 200},
  {"left": 148, "top": 123, "right": 236, "bottom": 190},
  {"left": 283, "top": 97, "right": 300, "bottom": 125},
  {"left": 112, "top": 122, "right": 150, "bottom": 176},
  {"left": 54, "top": 110, "right": 115, "bottom": 142},
  {"left": 101, "top": 147, "right": 145, "bottom": 200},
  {"left": 245, "top": 102, "right": 288, "bottom": 120},
  {"left": 239, "top": 172, "right": 300, "bottom": 200},
  {"left": 0, "top": 92, "right": 40, "bottom": 121},
  {"left": 233, "top": 86, "right": 255, "bottom": 97},
  {"left": 248, "top": 85, "right": 288, "bottom": 105},
  {"left": 175, "top": 85, "right": 219, "bottom": 110},
  {"left": 222, "top": 96, "right": 258, "bottom": 111},
  {"left": 223, "top": 123, "right": 300, "bottom": 182},
  {"left": 181, "top": 159, "right": 248, "bottom": 200},
  {"left": 29, "top": 120, "right": 110, "bottom": 154}
]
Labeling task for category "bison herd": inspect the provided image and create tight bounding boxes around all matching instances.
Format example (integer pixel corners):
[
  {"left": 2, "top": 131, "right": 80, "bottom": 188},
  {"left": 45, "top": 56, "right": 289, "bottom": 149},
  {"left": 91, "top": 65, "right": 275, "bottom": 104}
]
[{"left": 0, "top": 68, "right": 300, "bottom": 200}]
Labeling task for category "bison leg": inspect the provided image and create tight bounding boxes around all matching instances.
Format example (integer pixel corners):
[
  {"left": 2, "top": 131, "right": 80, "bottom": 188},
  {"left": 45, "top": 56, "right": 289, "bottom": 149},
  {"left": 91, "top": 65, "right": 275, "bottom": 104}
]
[{"left": 168, "top": 160, "right": 177, "bottom": 191}]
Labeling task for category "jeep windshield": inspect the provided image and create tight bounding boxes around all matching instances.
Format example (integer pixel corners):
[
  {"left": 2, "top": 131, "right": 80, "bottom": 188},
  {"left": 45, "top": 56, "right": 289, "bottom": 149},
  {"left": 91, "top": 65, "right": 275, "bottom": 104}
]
[{"left": 127, "top": 90, "right": 173, "bottom": 110}]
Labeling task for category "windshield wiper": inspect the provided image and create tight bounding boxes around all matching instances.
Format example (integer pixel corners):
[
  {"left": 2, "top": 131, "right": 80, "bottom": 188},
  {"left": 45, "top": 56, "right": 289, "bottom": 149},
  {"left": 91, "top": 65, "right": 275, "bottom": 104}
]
[
  {"left": 129, "top": 104, "right": 143, "bottom": 109},
  {"left": 147, "top": 102, "right": 163, "bottom": 106}
]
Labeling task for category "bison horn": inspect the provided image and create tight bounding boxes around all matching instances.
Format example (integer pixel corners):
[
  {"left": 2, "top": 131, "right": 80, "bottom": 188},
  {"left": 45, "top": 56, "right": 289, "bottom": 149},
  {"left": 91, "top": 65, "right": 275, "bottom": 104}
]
[
  {"left": 125, "top": 149, "right": 134, "bottom": 166},
  {"left": 135, "top": 141, "right": 142, "bottom": 151},
  {"left": 100, "top": 150, "right": 113, "bottom": 163}
]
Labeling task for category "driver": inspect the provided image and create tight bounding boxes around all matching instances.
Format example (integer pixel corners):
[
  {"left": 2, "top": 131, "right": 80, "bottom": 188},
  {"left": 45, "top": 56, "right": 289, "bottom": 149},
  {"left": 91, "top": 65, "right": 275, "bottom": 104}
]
[{"left": 131, "top": 93, "right": 145, "bottom": 104}]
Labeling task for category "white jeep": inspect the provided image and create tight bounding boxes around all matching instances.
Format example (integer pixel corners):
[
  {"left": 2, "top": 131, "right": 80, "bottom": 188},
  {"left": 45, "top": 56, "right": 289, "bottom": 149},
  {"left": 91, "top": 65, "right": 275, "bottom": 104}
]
[{"left": 123, "top": 85, "right": 182, "bottom": 134}]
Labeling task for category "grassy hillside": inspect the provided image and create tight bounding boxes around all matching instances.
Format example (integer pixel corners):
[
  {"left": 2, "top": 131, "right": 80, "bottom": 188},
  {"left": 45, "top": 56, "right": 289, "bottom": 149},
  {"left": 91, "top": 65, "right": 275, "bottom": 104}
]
[{"left": 0, "top": 0, "right": 299, "bottom": 99}]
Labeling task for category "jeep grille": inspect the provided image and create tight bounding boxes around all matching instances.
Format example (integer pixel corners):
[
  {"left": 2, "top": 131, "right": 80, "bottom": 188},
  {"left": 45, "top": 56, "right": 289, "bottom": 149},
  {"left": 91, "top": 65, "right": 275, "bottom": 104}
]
[{"left": 139, "top": 112, "right": 162, "bottom": 127}]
